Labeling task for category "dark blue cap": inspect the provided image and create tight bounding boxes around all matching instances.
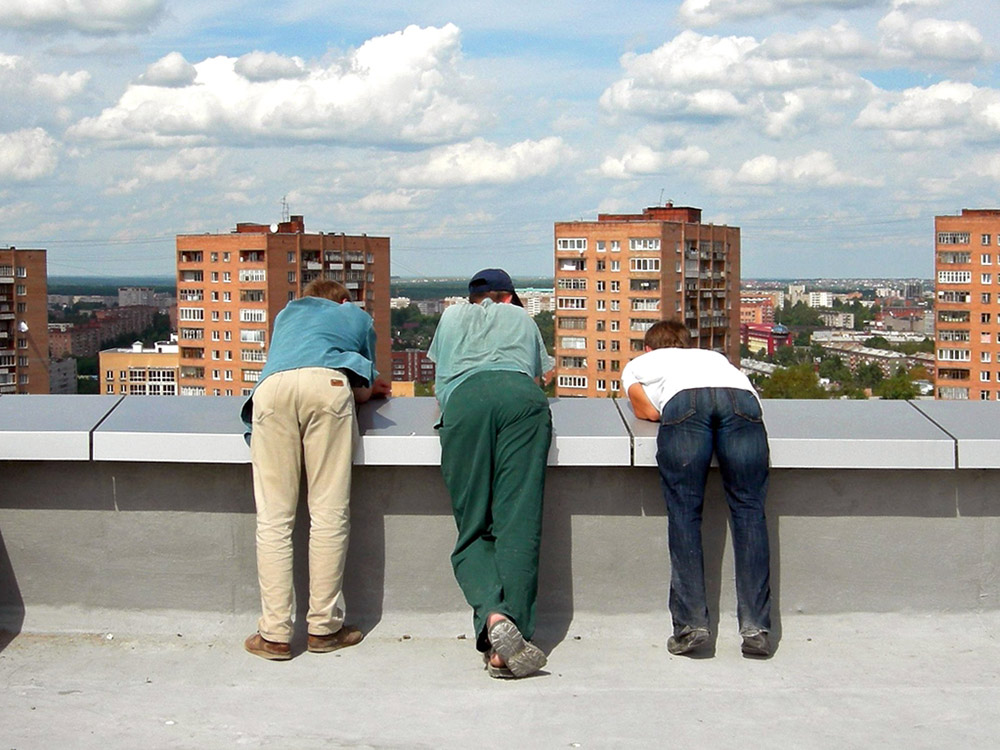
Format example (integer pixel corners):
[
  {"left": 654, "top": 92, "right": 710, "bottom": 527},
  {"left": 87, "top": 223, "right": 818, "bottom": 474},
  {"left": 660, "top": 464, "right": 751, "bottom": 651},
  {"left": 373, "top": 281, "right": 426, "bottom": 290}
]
[{"left": 468, "top": 268, "right": 523, "bottom": 307}]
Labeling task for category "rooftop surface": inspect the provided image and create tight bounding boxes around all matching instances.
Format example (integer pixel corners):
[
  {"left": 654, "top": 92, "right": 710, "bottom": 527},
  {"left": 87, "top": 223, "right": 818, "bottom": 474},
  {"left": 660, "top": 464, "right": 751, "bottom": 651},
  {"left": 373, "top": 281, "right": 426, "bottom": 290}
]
[{"left": 3, "top": 612, "right": 999, "bottom": 749}]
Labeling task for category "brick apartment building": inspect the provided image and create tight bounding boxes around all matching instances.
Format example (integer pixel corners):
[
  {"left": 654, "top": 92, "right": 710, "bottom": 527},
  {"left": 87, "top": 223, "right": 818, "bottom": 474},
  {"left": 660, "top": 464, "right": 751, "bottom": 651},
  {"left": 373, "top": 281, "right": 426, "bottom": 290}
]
[
  {"left": 934, "top": 208, "right": 1000, "bottom": 400},
  {"left": 175, "top": 216, "right": 390, "bottom": 396},
  {"left": 553, "top": 204, "right": 740, "bottom": 398},
  {"left": 0, "top": 247, "right": 49, "bottom": 394},
  {"left": 391, "top": 349, "right": 435, "bottom": 383},
  {"left": 100, "top": 338, "right": 179, "bottom": 396}
]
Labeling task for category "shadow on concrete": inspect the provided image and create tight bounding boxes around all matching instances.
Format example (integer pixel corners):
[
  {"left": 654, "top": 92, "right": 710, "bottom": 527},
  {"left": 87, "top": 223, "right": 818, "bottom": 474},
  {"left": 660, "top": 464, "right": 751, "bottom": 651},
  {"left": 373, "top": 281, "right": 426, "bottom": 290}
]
[{"left": 0, "top": 527, "right": 24, "bottom": 653}]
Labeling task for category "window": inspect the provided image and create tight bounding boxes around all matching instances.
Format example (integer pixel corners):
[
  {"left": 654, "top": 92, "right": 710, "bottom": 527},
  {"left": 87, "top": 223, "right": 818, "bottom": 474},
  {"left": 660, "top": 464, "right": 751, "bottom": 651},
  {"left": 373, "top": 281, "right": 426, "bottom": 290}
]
[
  {"left": 223, "top": 252, "right": 230, "bottom": 262},
  {"left": 981, "top": 372, "right": 991, "bottom": 382},
  {"left": 557, "top": 297, "right": 587, "bottom": 310},
  {"left": 631, "top": 319, "right": 657, "bottom": 332},
  {"left": 596, "top": 241, "right": 606, "bottom": 253},
  {"left": 938, "top": 252, "right": 970, "bottom": 264},
  {"left": 596, "top": 300, "right": 607, "bottom": 311},
  {"left": 105, "top": 370, "right": 113, "bottom": 381},
  {"left": 610, "top": 281, "right": 620, "bottom": 292},
  {"left": 223, "top": 292, "right": 232, "bottom": 302},
  {"left": 558, "top": 278, "right": 588, "bottom": 290},
  {"left": 983, "top": 293, "right": 992, "bottom": 304},
  {"left": 180, "top": 327, "right": 204, "bottom": 340},
  {"left": 223, "top": 311, "right": 232, "bottom": 321},
  {"left": 212, "top": 350, "right": 220, "bottom": 360},
  {"left": 559, "top": 259, "right": 587, "bottom": 272},
  {"left": 982, "top": 254, "right": 993, "bottom": 265},
  {"left": 15, "top": 266, "right": 26, "bottom": 277},
  {"left": 223, "top": 272, "right": 231, "bottom": 283},
  {"left": 242, "top": 349, "right": 267, "bottom": 362},
  {"left": 631, "top": 298, "right": 660, "bottom": 312},
  {"left": 983, "top": 234, "right": 992, "bottom": 245},
  {"left": 981, "top": 352, "right": 992, "bottom": 363},
  {"left": 243, "top": 370, "right": 261, "bottom": 383},
  {"left": 560, "top": 336, "right": 587, "bottom": 350},
  {"left": 561, "top": 356, "right": 586, "bottom": 369},
  {"left": 610, "top": 360, "right": 620, "bottom": 372},
  {"left": 241, "top": 329, "right": 266, "bottom": 343},
  {"left": 106, "top": 384, "right": 114, "bottom": 394},
  {"left": 596, "top": 359, "right": 606, "bottom": 371},
  {"left": 288, "top": 272, "right": 296, "bottom": 284},
  {"left": 937, "top": 232, "right": 970, "bottom": 244},
  {"left": 240, "top": 309, "right": 267, "bottom": 323},
  {"left": 239, "top": 269, "right": 266, "bottom": 282},
  {"left": 211, "top": 330, "right": 220, "bottom": 341},
  {"left": 15, "top": 284, "right": 26, "bottom": 296},
  {"left": 288, "top": 252, "right": 296, "bottom": 263},
  {"left": 557, "top": 375, "right": 587, "bottom": 389},
  {"left": 211, "top": 311, "right": 220, "bottom": 321},
  {"left": 983, "top": 313, "right": 992, "bottom": 324},
  {"left": 938, "top": 270, "right": 972, "bottom": 283},
  {"left": 610, "top": 241, "right": 620, "bottom": 252},
  {"left": 630, "top": 258, "right": 660, "bottom": 272},
  {"left": 611, "top": 380, "right": 620, "bottom": 392},
  {"left": 610, "top": 260, "right": 620, "bottom": 272},
  {"left": 938, "top": 330, "right": 969, "bottom": 342},
  {"left": 225, "top": 370, "right": 233, "bottom": 381},
  {"left": 558, "top": 317, "right": 586, "bottom": 330},
  {"left": 937, "top": 349, "right": 971, "bottom": 361},
  {"left": 595, "top": 320, "right": 606, "bottom": 332},
  {"left": 596, "top": 281, "right": 605, "bottom": 292},
  {"left": 610, "top": 340, "right": 620, "bottom": 350},
  {"left": 610, "top": 300, "right": 620, "bottom": 311},
  {"left": 610, "top": 321, "right": 620, "bottom": 332},
  {"left": 982, "top": 390, "right": 992, "bottom": 400},
  {"left": 596, "top": 379, "right": 607, "bottom": 391},
  {"left": 629, "top": 238, "right": 661, "bottom": 251},
  {"left": 983, "top": 274, "right": 993, "bottom": 284},
  {"left": 210, "top": 253, "right": 218, "bottom": 262},
  {"left": 557, "top": 238, "right": 587, "bottom": 251},
  {"left": 211, "top": 272, "right": 219, "bottom": 282},
  {"left": 596, "top": 260, "right": 606, "bottom": 272},
  {"left": 223, "top": 331, "right": 232, "bottom": 341},
  {"left": 596, "top": 340, "right": 607, "bottom": 351}
]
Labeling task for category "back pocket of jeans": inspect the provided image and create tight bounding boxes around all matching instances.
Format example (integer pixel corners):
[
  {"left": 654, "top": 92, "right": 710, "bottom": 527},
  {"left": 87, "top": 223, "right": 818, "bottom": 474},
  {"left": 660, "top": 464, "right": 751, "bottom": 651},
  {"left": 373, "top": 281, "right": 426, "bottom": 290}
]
[
  {"left": 729, "top": 389, "right": 763, "bottom": 423},
  {"left": 660, "top": 390, "right": 697, "bottom": 425}
]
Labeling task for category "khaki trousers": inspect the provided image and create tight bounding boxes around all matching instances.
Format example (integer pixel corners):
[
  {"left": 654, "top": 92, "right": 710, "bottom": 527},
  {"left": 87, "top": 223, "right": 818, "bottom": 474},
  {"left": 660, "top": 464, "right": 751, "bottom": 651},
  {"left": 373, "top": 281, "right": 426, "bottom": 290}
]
[{"left": 250, "top": 367, "right": 357, "bottom": 643}]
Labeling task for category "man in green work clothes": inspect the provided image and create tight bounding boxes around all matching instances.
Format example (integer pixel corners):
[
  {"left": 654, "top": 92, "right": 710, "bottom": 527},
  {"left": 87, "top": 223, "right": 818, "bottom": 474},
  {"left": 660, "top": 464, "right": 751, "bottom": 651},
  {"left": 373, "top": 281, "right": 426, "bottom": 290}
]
[{"left": 428, "top": 268, "right": 554, "bottom": 679}]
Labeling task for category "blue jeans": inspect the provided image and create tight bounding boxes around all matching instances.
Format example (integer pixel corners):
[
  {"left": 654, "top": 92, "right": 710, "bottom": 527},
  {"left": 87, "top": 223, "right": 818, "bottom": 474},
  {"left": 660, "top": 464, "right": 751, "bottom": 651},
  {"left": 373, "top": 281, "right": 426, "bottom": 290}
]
[{"left": 655, "top": 387, "right": 771, "bottom": 635}]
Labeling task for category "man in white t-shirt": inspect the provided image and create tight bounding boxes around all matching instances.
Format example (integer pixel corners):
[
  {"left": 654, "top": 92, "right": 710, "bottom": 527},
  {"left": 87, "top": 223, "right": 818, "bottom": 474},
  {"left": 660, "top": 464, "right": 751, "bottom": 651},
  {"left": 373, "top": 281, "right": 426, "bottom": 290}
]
[{"left": 622, "top": 319, "right": 772, "bottom": 658}]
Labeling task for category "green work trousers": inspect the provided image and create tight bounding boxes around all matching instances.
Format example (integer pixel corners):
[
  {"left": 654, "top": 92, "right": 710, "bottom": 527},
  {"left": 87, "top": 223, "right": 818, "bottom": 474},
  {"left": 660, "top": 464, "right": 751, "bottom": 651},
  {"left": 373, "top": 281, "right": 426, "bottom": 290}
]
[{"left": 438, "top": 370, "right": 552, "bottom": 652}]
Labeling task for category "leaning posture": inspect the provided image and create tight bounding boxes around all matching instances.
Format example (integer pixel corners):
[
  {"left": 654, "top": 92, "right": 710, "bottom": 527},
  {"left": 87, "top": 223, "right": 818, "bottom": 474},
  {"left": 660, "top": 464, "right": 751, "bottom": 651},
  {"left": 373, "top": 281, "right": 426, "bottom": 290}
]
[
  {"left": 240, "top": 279, "right": 389, "bottom": 660},
  {"left": 428, "top": 269, "right": 554, "bottom": 678},
  {"left": 622, "top": 319, "right": 772, "bottom": 657}
]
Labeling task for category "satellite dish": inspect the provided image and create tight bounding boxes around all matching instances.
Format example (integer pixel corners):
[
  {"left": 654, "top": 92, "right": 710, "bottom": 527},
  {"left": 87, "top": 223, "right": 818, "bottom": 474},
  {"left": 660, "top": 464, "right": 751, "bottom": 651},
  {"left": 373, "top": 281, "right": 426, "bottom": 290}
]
[{"left": 269, "top": 223, "right": 278, "bottom": 233}]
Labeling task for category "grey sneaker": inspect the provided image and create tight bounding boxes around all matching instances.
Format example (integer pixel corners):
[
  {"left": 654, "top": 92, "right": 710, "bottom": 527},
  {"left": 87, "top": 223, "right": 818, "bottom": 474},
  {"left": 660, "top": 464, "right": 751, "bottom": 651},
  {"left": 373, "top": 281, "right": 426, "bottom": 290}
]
[
  {"left": 741, "top": 630, "right": 771, "bottom": 657},
  {"left": 488, "top": 618, "right": 547, "bottom": 678},
  {"left": 667, "top": 627, "right": 710, "bottom": 656}
]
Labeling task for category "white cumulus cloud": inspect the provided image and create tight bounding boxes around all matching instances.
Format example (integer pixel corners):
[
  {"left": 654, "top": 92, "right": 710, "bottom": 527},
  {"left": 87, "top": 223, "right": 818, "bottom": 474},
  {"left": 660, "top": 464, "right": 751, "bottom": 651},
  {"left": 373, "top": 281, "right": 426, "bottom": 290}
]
[
  {"left": 397, "top": 137, "right": 571, "bottom": 186},
  {"left": 0, "top": 0, "right": 164, "bottom": 34},
  {"left": 234, "top": 51, "right": 306, "bottom": 82},
  {"left": 732, "top": 150, "right": 879, "bottom": 187},
  {"left": 856, "top": 80, "right": 1000, "bottom": 144},
  {"left": 600, "top": 30, "right": 865, "bottom": 134},
  {"left": 0, "top": 54, "right": 89, "bottom": 103},
  {"left": 139, "top": 52, "right": 197, "bottom": 87},
  {"left": 0, "top": 128, "right": 58, "bottom": 180},
  {"left": 107, "top": 148, "right": 223, "bottom": 194},
  {"left": 600, "top": 144, "right": 710, "bottom": 179},
  {"left": 678, "top": 0, "right": 878, "bottom": 28},
  {"left": 68, "top": 24, "right": 481, "bottom": 148},
  {"left": 879, "top": 9, "right": 987, "bottom": 62}
]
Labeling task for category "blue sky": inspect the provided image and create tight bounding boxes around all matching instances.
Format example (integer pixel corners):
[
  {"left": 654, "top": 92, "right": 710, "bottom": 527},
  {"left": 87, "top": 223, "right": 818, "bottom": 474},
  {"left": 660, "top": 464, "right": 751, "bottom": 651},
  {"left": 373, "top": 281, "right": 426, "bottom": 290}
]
[{"left": 1, "top": 0, "right": 998, "bottom": 279}]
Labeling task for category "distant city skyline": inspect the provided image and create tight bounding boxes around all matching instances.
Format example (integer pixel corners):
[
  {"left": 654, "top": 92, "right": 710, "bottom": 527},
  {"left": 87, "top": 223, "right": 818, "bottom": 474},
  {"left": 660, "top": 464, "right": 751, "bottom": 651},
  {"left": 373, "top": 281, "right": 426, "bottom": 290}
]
[{"left": 1, "top": 1, "right": 997, "bottom": 279}]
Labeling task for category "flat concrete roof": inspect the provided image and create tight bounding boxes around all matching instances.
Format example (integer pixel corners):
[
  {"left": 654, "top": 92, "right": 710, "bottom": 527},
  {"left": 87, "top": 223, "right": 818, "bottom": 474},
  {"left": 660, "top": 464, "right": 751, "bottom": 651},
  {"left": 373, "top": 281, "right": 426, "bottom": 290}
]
[{"left": 3, "top": 612, "right": 998, "bottom": 748}]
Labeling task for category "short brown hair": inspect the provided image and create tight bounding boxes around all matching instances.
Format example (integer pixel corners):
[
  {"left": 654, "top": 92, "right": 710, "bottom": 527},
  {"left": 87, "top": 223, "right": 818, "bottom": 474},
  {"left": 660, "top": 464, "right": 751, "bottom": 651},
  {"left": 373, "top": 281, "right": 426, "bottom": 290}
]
[
  {"left": 302, "top": 278, "right": 351, "bottom": 303},
  {"left": 644, "top": 319, "right": 692, "bottom": 350}
]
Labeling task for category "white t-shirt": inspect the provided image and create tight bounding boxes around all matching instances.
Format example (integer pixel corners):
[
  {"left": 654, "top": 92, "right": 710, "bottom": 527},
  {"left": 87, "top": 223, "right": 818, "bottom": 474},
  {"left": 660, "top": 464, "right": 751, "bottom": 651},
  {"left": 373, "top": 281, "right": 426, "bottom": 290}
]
[{"left": 621, "top": 347, "right": 759, "bottom": 413}]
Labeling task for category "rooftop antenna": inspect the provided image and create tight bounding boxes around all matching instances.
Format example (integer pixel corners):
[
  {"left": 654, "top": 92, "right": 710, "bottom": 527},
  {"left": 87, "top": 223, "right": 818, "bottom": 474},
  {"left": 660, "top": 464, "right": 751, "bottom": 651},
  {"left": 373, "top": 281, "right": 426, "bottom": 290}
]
[
  {"left": 280, "top": 196, "right": 290, "bottom": 223},
  {"left": 659, "top": 188, "right": 665, "bottom": 205}
]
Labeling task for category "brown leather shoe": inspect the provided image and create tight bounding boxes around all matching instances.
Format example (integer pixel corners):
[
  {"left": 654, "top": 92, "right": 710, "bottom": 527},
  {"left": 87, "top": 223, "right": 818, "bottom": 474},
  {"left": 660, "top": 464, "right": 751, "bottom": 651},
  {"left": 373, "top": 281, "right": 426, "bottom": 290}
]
[
  {"left": 244, "top": 633, "right": 292, "bottom": 661},
  {"left": 307, "top": 625, "right": 364, "bottom": 653}
]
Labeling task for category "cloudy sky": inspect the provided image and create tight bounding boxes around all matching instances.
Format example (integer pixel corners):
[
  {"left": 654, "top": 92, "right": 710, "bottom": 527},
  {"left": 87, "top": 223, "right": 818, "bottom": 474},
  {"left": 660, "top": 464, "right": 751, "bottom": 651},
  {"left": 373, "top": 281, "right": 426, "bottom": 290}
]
[{"left": 1, "top": 0, "right": 997, "bottom": 279}]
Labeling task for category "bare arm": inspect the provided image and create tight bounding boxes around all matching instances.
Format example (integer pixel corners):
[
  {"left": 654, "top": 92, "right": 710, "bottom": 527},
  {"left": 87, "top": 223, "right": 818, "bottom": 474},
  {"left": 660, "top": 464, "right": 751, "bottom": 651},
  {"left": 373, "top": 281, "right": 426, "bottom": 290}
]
[
  {"left": 353, "top": 377, "right": 391, "bottom": 404},
  {"left": 627, "top": 383, "right": 661, "bottom": 422}
]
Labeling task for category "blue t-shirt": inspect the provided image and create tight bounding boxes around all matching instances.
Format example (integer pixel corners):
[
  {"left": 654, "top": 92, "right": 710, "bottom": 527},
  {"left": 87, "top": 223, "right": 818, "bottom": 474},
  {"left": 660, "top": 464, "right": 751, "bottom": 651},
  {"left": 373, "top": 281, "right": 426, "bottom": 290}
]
[
  {"left": 240, "top": 297, "right": 377, "bottom": 434},
  {"left": 428, "top": 299, "right": 553, "bottom": 413}
]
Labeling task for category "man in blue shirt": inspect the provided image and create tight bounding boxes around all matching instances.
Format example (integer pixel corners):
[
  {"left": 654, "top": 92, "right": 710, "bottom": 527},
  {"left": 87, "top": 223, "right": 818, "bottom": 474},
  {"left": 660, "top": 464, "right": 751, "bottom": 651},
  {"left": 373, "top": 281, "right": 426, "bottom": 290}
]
[
  {"left": 241, "top": 279, "right": 389, "bottom": 660},
  {"left": 428, "top": 269, "right": 554, "bottom": 678}
]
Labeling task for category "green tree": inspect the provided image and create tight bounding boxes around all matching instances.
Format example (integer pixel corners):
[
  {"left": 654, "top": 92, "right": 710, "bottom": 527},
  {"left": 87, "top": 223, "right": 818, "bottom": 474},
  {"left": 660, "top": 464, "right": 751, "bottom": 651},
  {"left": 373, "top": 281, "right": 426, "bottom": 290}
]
[
  {"left": 818, "top": 355, "right": 851, "bottom": 383},
  {"left": 775, "top": 301, "right": 822, "bottom": 327},
  {"left": 773, "top": 345, "right": 800, "bottom": 367},
  {"left": 854, "top": 362, "right": 885, "bottom": 389},
  {"left": 875, "top": 368, "right": 918, "bottom": 400},
  {"left": 863, "top": 335, "right": 890, "bottom": 349},
  {"left": 533, "top": 310, "right": 554, "bottom": 355},
  {"left": 759, "top": 364, "right": 828, "bottom": 399}
]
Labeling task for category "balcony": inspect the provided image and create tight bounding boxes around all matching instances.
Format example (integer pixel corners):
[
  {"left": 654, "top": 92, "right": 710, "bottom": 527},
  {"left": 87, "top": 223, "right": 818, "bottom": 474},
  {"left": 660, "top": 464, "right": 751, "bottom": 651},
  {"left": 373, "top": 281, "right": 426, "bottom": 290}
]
[{"left": 2, "top": 396, "right": 1000, "bottom": 744}]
